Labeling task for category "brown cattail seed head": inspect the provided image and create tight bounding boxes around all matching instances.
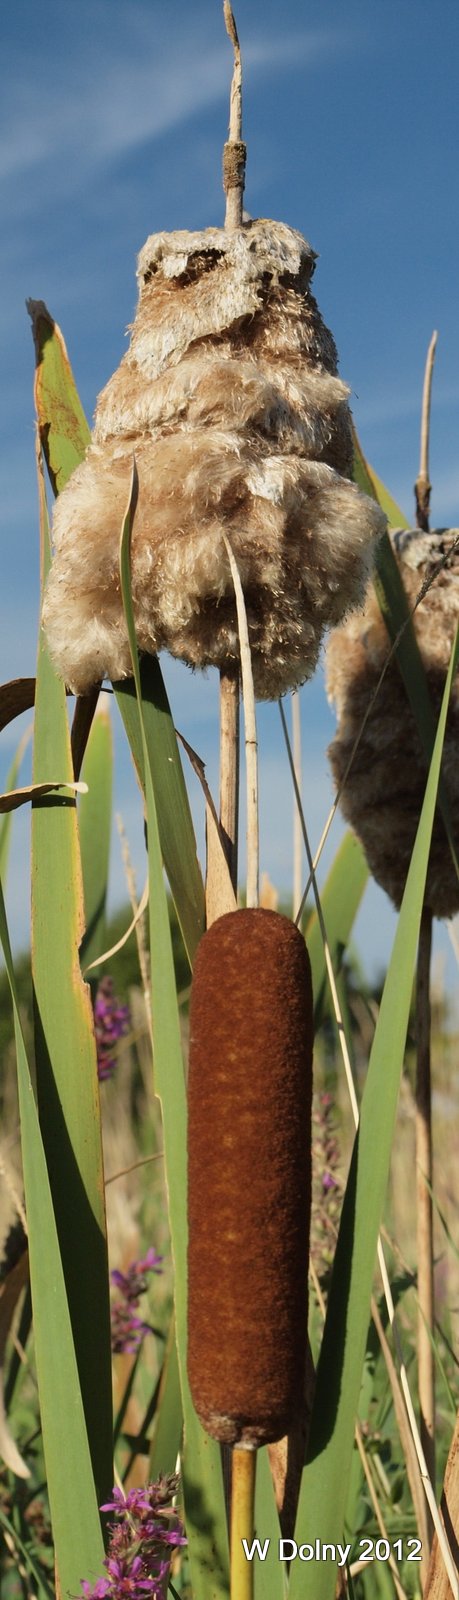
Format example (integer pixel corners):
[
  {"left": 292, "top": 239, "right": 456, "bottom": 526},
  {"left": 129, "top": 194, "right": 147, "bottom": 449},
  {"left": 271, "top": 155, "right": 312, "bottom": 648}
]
[
  {"left": 187, "top": 907, "right": 313, "bottom": 1446},
  {"left": 43, "top": 220, "right": 385, "bottom": 698},
  {"left": 326, "top": 529, "right": 459, "bottom": 917}
]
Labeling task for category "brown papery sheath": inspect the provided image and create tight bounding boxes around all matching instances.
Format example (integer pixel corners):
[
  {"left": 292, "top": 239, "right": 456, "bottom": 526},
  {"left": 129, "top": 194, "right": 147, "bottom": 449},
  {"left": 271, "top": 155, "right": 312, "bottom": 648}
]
[{"left": 187, "top": 907, "right": 313, "bottom": 1447}]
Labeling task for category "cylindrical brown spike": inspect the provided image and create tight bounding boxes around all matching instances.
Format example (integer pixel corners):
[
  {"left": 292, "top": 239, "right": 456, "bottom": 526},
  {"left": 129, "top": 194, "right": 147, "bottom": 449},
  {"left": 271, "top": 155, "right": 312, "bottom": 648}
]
[{"left": 187, "top": 907, "right": 313, "bottom": 1447}]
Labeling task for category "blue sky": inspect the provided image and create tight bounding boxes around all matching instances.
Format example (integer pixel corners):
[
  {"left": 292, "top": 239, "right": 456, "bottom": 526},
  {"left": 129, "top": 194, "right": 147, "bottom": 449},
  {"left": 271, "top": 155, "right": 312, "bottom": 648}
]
[{"left": 1, "top": 0, "right": 459, "bottom": 1001}]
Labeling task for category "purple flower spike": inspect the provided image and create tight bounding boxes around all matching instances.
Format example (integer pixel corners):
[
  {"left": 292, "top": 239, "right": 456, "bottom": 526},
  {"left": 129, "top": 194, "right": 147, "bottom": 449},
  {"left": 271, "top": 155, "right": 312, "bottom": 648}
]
[
  {"left": 109, "top": 1245, "right": 164, "bottom": 1354},
  {"left": 101, "top": 1487, "right": 151, "bottom": 1517},
  {"left": 111, "top": 1251, "right": 163, "bottom": 1304},
  {"left": 80, "top": 1475, "right": 185, "bottom": 1600},
  {"left": 94, "top": 976, "right": 130, "bottom": 1081},
  {"left": 110, "top": 1301, "right": 150, "bottom": 1355},
  {"left": 106, "top": 1554, "right": 156, "bottom": 1592}
]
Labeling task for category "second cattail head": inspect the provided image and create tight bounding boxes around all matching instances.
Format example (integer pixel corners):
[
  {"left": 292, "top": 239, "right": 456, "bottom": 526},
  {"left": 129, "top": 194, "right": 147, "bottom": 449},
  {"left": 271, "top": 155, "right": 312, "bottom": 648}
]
[{"left": 326, "top": 528, "right": 459, "bottom": 917}]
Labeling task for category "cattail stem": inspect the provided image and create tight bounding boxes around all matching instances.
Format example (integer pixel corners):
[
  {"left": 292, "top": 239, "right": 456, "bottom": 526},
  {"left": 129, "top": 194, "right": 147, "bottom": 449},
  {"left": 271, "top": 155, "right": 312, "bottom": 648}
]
[
  {"left": 230, "top": 1447, "right": 256, "bottom": 1600},
  {"left": 219, "top": 669, "right": 240, "bottom": 895},
  {"left": 218, "top": 0, "right": 243, "bottom": 905},
  {"left": 416, "top": 904, "right": 435, "bottom": 1529},
  {"left": 292, "top": 690, "right": 303, "bottom": 920},
  {"left": 223, "top": 2, "right": 246, "bottom": 229},
  {"left": 222, "top": 535, "right": 259, "bottom": 909}
]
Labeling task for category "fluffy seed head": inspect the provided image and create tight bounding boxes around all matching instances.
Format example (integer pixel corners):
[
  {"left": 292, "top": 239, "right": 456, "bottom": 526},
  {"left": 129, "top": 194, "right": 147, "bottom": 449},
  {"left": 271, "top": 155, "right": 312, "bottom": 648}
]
[
  {"left": 43, "top": 219, "right": 385, "bottom": 698},
  {"left": 326, "top": 529, "right": 459, "bottom": 917},
  {"left": 187, "top": 907, "right": 313, "bottom": 1446}
]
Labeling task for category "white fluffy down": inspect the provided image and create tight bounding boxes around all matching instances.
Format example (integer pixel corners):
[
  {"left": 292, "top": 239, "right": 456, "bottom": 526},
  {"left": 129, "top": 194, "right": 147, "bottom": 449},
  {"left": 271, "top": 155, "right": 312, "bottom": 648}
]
[{"left": 43, "top": 218, "right": 386, "bottom": 698}]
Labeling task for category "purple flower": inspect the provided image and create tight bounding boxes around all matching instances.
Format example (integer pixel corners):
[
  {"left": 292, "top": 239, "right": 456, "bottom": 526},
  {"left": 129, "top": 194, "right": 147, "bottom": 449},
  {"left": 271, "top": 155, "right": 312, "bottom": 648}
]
[
  {"left": 101, "top": 1488, "right": 151, "bottom": 1517},
  {"left": 80, "top": 1476, "right": 186, "bottom": 1600},
  {"left": 105, "top": 1555, "right": 156, "bottom": 1594},
  {"left": 110, "top": 1248, "right": 163, "bottom": 1354},
  {"left": 111, "top": 1250, "right": 163, "bottom": 1303},
  {"left": 110, "top": 1301, "right": 151, "bottom": 1356},
  {"left": 94, "top": 977, "right": 130, "bottom": 1081}
]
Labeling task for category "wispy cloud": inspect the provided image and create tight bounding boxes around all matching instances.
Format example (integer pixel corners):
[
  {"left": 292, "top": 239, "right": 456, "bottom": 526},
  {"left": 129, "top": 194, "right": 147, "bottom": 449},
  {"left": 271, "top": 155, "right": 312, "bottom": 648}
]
[{"left": 1, "top": 9, "right": 351, "bottom": 192}]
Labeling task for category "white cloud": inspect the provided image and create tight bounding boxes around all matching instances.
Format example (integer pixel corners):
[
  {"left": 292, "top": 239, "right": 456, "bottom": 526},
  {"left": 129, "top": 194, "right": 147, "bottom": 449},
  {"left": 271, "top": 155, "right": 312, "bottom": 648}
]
[{"left": 0, "top": 14, "right": 351, "bottom": 194}]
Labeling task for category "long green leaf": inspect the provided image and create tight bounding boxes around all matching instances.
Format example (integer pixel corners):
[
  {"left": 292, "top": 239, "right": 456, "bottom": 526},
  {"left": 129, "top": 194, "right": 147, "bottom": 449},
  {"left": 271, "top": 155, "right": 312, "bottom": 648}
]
[
  {"left": 31, "top": 451, "right": 112, "bottom": 1509},
  {"left": 305, "top": 831, "right": 368, "bottom": 1028},
  {"left": 352, "top": 430, "right": 409, "bottom": 530},
  {"left": 119, "top": 465, "right": 229, "bottom": 1600},
  {"left": 290, "top": 626, "right": 459, "bottom": 1600},
  {"left": 149, "top": 1315, "right": 183, "bottom": 1480},
  {"left": 0, "top": 883, "right": 104, "bottom": 1598},
  {"left": 115, "top": 670, "right": 205, "bottom": 968},
  {"left": 79, "top": 698, "right": 113, "bottom": 974},
  {"left": 28, "top": 299, "right": 91, "bottom": 492},
  {"left": 254, "top": 1449, "right": 286, "bottom": 1600}
]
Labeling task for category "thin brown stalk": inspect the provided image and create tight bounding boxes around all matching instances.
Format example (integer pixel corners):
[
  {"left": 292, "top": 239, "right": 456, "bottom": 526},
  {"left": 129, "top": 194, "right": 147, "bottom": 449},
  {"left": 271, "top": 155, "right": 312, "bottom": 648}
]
[
  {"left": 222, "top": 535, "right": 258, "bottom": 909},
  {"left": 224, "top": 0, "right": 242, "bottom": 142},
  {"left": 217, "top": 1, "right": 244, "bottom": 902},
  {"left": 416, "top": 905, "right": 435, "bottom": 1527},
  {"left": 223, "top": 1, "right": 246, "bottom": 228},
  {"left": 177, "top": 727, "right": 237, "bottom": 923},
  {"left": 425, "top": 1405, "right": 459, "bottom": 1599},
  {"left": 371, "top": 1296, "right": 430, "bottom": 1578},
  {"left": 415, "top": 331, "right": 438, "bottom": 531},
  {"left": 292, "top": 690, "right": 303, "bottom": 920},
  {"left": 218, "top": 671, "right": 240, "bottom": 897},
  {"left": 116, "top": 814, "right": 150, "bottom": 999},
  {"left": 105, "top": 1151, "right": 164, "bottom": 1186}
]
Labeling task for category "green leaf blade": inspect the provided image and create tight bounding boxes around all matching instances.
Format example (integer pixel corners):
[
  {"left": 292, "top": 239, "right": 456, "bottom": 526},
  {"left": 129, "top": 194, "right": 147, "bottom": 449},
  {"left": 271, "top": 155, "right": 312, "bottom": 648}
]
[
  {"left": 115, "top": 668, "right": 205, "bottom": 969},
  {"left": 352, "top": 428, "right": 409, "bottom": 530},
  {"left": 0, "top": 884, "right": 105, "bottom": 1599},
  {"left": 31, "top": 453, "right": 113, "bottom": 1511},
  {"left": 79, "top": 697, "right": 113, "bottom": 974},
  {"left": 306, "top": 831, "right": 369, "bottom": 1028},
  {"left": 28, "top": 300, "right": 91, "bottom": 492}
]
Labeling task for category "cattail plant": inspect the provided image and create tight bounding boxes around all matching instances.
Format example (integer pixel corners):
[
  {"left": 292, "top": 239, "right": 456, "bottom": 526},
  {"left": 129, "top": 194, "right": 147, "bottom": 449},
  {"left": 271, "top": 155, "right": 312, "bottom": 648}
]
[
  {"left": 326, "top": 334, "right": 459, "bottom": 1527},
  {"left": 42, "top": 0, "right": 383, "bottom": 1572},
  {"left": 32, "top": 3, "right": 389, "bottom": 1593}
]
